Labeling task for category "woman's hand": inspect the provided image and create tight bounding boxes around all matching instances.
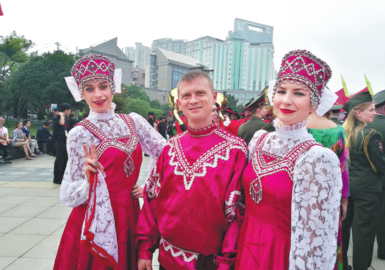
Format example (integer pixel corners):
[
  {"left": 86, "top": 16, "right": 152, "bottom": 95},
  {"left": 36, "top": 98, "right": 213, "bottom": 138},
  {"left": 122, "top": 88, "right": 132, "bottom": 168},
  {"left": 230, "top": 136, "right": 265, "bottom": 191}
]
[
  {"left": 341, "top": 198, "right": 348, "bottom": 221},
  {"left": 83, "top": 143, "right": 104, "bottom": 181},
  {"left": 132, "top": 185, "right": 143, "bottom": 199}
]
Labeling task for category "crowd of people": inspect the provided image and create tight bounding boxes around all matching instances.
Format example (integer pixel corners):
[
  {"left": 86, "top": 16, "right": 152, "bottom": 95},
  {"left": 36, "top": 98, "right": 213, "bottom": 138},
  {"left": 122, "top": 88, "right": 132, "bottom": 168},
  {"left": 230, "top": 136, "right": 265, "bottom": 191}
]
[
  {"left": 2, "top": 51, "right": 382, "bottom": 270},
  {"left": 0, "top": 117, "right": 55, "bottom": 164}
]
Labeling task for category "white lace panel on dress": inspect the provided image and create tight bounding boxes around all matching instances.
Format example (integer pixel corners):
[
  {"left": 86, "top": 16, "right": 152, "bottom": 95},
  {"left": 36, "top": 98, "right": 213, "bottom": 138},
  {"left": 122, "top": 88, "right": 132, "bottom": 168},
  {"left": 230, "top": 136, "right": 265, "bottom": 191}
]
[
  {"left": 290, "top": 146, "right": 342, "bottom": 269},
  {"left": 248, "top": 120, "right": 342, "bottom": 269},
  {"left": 60, "top": 112, "right": 166, "bottom": 207}
]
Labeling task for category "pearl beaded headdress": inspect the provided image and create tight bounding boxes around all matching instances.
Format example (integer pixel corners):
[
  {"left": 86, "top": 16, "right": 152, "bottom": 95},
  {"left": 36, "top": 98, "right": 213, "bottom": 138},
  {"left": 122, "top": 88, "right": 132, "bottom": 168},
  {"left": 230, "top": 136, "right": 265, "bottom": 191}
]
[
  {"left": 64, "top": 54, "right": 122, "bottom": 102},
  {"left": 268, "top": 50, "right": 337, "bottom": 116},
  {"left": 273, "top": 50, "right": 332, "bottom": 108}
]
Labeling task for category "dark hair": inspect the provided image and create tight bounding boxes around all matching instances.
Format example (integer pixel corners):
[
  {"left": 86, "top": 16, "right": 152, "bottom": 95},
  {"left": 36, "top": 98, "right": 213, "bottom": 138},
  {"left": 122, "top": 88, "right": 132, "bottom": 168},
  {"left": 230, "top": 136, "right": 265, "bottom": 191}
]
[
  {"left": 69, "top": 112, "right": 75, "bottom": 118},
  {"left": 15, "top": 121, "right": 22, "bottom": 129},
  {"left": 23, "top": 119, "right": 31, "bottom": 125},
  {"left": 52, "top": 108, "right": 58, "bottom": 112},
  {"left": 59, "top": 103, "right": 71, "bottom": 112},
  {"left": 43, "top": 122, "right": 50, "bottom": 126}
]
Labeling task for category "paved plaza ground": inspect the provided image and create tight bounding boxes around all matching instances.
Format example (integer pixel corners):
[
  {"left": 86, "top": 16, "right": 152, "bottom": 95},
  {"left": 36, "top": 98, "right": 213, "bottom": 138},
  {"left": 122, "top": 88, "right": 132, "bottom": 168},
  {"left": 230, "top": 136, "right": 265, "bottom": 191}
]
[{"left": 0, "top": 154, "right": 384, "bottom": 269}]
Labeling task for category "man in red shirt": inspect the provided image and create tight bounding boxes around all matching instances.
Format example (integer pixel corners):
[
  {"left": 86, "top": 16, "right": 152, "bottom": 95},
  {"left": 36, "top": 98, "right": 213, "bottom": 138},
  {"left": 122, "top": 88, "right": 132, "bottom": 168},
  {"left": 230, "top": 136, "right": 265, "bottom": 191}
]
[{"left": 136, "top": 70, "right": 247, "bottom": 270}]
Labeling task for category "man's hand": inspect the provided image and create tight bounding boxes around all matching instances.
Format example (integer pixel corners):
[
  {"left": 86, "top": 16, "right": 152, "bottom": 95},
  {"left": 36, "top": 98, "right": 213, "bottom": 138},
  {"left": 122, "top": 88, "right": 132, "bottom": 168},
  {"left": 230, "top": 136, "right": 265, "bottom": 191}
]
[
  {"left": 58, "top": 112, "right": 64, "bottom": 117},
  {"left": 132, "top": 185, "right": 144, "bottom": 198},
  {"left": 138, "top": 259, "right": 152, "bottom": 270}
]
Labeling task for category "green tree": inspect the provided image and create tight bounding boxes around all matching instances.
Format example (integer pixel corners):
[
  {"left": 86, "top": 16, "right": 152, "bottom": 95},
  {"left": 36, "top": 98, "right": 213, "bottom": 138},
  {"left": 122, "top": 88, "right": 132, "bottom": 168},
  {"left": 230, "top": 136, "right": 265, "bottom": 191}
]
[
  {"left": 150, "top": 109, "right": 165, "bottom": 119},
  {"left": 121, "top": 84, "right": 150, "bottom": 103},
  {"left": 0, "top": 32, "right": 34, "bottom": 115},
  {"left": 7, "top": 51, "right": 84, "bottom": 119},
  {"left": 126, "top": 98, "right": 150, "bottom": 117},
  {"left": 150, "top": 99, "right": 161, "bottom": 109}
]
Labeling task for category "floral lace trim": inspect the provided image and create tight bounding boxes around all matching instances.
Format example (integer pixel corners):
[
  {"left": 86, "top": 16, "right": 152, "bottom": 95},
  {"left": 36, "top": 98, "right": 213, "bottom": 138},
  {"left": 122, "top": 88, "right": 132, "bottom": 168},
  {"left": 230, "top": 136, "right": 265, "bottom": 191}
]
[
  {"left": 160, "top": 237, "right": 199, "bottom": 263},
  {"left": 273, "top": 119, "right": 310, "bottom": 139},
  {"left": 167, "top": 129, "right": 248, "bottom": 190}
]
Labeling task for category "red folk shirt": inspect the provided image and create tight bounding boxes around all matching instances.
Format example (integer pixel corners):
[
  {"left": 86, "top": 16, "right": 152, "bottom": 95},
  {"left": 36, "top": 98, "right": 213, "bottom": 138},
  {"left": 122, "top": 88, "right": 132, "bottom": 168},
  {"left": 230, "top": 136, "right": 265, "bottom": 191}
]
[
  {"left": 226, "top": 120, "right": 242, "bottom": 136},
  {"left": 136, "top": 123, "right": 248, "bottom": 270}
]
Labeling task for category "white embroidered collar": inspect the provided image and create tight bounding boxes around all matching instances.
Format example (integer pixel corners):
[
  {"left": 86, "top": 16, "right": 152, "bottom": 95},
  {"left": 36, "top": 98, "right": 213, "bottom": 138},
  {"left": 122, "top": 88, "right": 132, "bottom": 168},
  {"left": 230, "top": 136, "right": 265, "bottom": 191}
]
[
  {"left": 87, "top": 102, "right": 116, "bottom": 120},
  {"left": 273, "top": 118, "right": 310, "bottom": 139}
]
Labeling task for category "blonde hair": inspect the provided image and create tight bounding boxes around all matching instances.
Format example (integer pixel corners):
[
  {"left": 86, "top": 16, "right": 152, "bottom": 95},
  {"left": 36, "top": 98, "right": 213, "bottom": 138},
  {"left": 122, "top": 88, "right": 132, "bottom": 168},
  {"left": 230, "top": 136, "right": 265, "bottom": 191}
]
[{"left": 343, "top": 101, "right": 374, "bottom": 150}]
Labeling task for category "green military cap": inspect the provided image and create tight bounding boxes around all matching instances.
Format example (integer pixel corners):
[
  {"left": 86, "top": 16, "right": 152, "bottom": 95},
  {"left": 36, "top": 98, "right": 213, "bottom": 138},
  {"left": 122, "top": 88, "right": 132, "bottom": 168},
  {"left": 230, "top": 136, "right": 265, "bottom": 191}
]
[
  {"left": 248, "top": 94, "right": 267, "bottom": 111},
  {"left": 331, "top": 104, "right": 343, "bottom": 111},
  {"left": 343, "top": 91, "right": 372, "bottom": 114},
  {"left": 373, "top": 90, "right": 385, "bottom": 107}
]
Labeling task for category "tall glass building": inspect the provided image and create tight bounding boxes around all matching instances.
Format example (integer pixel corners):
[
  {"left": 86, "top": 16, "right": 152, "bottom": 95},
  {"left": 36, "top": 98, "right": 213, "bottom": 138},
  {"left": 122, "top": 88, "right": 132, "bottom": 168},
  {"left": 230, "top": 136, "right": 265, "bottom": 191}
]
[{"left": 186, "top": 18, "right": 275, "bottom": 92}]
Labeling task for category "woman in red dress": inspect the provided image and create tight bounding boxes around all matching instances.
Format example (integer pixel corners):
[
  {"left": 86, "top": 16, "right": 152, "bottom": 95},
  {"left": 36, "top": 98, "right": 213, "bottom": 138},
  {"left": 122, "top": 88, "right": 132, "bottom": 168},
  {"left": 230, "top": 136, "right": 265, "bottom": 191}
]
[
  {"left": 54, "top": 54, "right": 165, "bottom": 270},
  {"left": 235, "top": 50, "right": 342, "bottom": 269}
]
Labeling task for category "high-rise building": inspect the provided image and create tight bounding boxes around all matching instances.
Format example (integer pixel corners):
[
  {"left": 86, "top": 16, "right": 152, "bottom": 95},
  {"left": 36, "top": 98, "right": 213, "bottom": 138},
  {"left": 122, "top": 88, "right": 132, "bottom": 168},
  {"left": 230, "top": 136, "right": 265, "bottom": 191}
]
[
  {"left": 186, "top": 18, "right": 275, "bottom": 92},
  {"left": 123, "top": 47, "right": 135, "bottom": 61},
  {"left": 149, "top": 48, "right": 202, "bottom": 90},
  {"left": 133, "top": 42, "right": 151, "bottom": 69},
  {"left": 152, "top": 38, "right": 187, "bottom": 55}
]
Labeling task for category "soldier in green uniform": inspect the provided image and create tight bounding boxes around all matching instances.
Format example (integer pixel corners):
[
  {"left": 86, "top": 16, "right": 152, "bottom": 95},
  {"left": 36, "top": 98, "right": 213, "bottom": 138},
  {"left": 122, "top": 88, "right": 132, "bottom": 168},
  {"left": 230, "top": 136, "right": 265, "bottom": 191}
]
[
  {"left": 342, "top": 92, "right": 385, "bottom": 270},
  {"left": 237, "top": 94, "right": 275, "bottom": 145},
  {"left": 367, "top": 90, "right": 385, "bottom": 260},
  {"left": 330, "top": 104, "right": 344, "bottom": 125}
]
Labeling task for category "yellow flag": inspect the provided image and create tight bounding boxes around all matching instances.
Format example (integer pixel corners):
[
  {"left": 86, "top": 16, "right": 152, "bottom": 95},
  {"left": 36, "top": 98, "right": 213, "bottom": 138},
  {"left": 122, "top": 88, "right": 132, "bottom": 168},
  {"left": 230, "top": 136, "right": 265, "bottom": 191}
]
[
  {"left": 341, "top": 75, "right": 349, "bottom": 96},
  {"left": 365, "top": 74, "right": 374, "bottom": 95}
]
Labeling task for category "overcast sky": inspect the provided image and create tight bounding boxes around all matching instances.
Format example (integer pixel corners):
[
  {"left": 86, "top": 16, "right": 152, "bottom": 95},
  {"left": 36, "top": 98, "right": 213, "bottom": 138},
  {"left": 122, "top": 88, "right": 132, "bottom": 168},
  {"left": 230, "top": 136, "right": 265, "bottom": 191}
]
[{"left": 1, "top": 0, "right": 385, "bottom": 93}]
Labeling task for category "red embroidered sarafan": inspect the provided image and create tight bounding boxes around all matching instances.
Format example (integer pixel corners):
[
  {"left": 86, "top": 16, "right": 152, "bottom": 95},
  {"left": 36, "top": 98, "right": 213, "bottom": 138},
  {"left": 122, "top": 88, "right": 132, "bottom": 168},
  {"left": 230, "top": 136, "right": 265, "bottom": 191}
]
[
  {"left": 250, "top": 132, "right": 322, "bottom": 204},
  {"left": 54, "top": 114, "right": 142, "bottom": 270},
  {"left": 136, "top": 123, "right": 248, "bottom": 270}
]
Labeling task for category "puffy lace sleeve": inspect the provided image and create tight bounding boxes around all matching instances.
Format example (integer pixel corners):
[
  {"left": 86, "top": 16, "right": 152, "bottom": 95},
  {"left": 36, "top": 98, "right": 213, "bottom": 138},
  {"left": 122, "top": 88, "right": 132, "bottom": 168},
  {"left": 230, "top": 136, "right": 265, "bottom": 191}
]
[
  {"left": 247, "top": 130, "right": 268, "bottom": 160},
  {"left": 290, "top": 146, "right": 342, "bottom": 269},
  {"left": 130, "top": 113, "right": 166, "bottom": 186},
  {"left": 60, "top": 126, "right": 94, "bottom": 207}
]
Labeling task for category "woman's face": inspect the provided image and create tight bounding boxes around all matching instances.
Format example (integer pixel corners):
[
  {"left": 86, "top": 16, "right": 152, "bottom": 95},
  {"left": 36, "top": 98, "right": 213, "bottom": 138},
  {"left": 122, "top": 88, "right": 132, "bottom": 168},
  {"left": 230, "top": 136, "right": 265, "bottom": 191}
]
[
  {"left": 82, "top": 80, "right": 113, "bottom": 112},
  {"left": 18, "top": 122, "right": 23, "bottom": 129},
  {"left": 212, "top": 105, "right": 218, "bottom": 121},
  {"left": 357, "top": 103, "right": 376, "bottom": 123},
  {"left": 273, "top": 82, "right": 316, "bottom": 126}
]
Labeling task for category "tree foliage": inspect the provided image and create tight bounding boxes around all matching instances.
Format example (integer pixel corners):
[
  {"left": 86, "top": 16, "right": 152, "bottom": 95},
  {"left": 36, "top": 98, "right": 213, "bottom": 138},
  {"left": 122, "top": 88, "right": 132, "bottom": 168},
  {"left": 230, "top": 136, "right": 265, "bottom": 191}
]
[
  {"left": 0, "top": 32, "right": 35, "bottom": 115},
  {"left": 150, "top": 99, "right": 161, "bottom": 109},
  {"left": 126, "top": 98, "right": 150, "bottom": 117},
  {"left": 223, "top": 92, "right": 245, "bottom": 114},
  {"left": 7, "top": 51, "right": 84, "bottom": 119}
]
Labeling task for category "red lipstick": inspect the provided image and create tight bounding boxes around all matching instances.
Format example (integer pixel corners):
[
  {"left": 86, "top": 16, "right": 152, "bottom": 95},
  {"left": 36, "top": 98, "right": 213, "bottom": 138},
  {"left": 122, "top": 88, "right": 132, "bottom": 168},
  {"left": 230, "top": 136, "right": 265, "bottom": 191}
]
[
  {"left": 280, "top": 109, "right": 295, "bottom": 114},
  {"left": 94, "top": 100, "right": 106, "bottom": 106}
]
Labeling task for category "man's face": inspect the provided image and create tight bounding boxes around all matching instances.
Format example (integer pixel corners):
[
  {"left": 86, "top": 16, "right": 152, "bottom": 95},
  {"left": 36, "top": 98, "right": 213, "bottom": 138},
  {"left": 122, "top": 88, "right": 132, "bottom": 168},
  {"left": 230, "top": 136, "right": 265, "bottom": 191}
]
[
  {"left": 230, "top": 114, "right": 237, "bottom": 120},
  {"left": 177, "top": 78, "right": 216, "bottom": 124},
  {"left": 161, "top": 118, "right": 166, "bottom": 123},
  {"left": 64, "top": 109, "right": 71, "bottom": 116},
  {"left": 259, "top": 105, "right": 268, "bottom": 118},
  {"left": 43, "top": 125, "right": 49, "bottom": 129},
  {"left": 149, "top": 115, "right": 154, "bottom": 119}
]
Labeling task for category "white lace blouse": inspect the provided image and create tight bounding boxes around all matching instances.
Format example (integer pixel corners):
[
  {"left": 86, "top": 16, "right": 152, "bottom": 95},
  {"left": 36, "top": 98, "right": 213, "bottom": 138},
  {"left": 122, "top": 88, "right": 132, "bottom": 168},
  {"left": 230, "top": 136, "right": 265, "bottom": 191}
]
[
  {"left": 60, "top": 105, "right": 166, "bottom": 207},
  {"left": 249, "top": 119, "right": 342, "bottom": 270}
]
